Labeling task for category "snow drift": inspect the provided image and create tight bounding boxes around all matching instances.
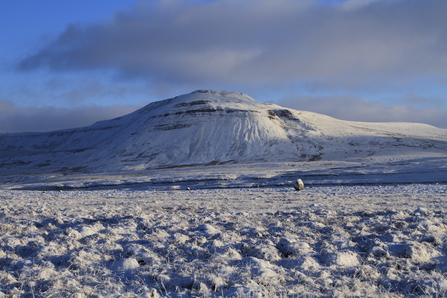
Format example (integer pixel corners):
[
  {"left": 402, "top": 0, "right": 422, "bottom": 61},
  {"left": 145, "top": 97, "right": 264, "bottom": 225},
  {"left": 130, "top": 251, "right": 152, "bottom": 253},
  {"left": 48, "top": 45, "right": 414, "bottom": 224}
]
[{"left": 1, "top": 90, "right": 446, "bottom": 174}]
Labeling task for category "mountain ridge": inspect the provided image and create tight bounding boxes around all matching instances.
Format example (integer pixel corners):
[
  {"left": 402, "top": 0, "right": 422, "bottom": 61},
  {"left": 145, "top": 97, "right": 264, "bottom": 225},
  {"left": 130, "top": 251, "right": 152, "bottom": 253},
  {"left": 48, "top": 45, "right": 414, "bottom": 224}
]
[{"left": 1, "top": 90, "right": 446, "bottom": 174}]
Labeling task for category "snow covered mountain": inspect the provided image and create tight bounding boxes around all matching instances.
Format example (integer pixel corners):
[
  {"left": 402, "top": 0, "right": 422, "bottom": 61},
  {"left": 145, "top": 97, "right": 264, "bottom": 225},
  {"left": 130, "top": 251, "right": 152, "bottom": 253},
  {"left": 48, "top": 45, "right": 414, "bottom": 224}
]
[{"left": 1, "top": 89, "right": 446, "bottom": 174}]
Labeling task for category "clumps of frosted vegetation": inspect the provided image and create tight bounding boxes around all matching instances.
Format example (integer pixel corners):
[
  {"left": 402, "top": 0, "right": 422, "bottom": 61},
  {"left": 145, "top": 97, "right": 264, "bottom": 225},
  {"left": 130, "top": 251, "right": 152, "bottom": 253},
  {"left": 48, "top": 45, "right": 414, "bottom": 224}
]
[{"left": 1, "top": 193, "right": 447, "bottom": 297}]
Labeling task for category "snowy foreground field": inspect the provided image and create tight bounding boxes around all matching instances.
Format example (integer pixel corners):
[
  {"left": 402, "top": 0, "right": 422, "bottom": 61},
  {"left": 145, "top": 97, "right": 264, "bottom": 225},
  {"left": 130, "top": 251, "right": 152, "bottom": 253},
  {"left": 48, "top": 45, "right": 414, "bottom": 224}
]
[
  {"left": 1, "top": 181, "right": 447, "bottom": 297},
  {"left": 3, "top": 90, "right": 447, "bottom": 297}
]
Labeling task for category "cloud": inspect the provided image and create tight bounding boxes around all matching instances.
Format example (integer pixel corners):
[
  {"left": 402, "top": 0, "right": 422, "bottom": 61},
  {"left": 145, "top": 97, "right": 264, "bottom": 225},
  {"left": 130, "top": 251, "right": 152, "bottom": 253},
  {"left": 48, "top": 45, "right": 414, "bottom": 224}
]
[
  {"left": 17, "top": 0, "right": 447, "bottom": 91},
  {"left": 0, "top": 101, "right": 140, "bottom": 133},
  {"left": 400, "top": 93, "right": 443, "bottom": 107},
  {"left": 1, "top": 70, "right": 159, "bottom": 109},
  {"left": 278, "top": 94, "right": 447, "bottom": 128}
]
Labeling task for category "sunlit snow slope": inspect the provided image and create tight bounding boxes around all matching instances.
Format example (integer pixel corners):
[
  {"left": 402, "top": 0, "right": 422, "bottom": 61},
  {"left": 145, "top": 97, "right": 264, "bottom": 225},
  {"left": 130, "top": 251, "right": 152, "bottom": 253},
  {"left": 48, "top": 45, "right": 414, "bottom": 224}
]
[{"left": 1, "top": 90, "right": 446, "bottom": 174}]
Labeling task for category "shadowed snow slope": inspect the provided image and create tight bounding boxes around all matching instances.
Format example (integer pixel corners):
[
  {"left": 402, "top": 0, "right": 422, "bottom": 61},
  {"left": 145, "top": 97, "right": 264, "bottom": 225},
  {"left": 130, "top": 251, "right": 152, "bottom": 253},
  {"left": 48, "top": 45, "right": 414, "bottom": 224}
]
[{"left": 1, "top": 90, "right": 446, "bottom": 174}]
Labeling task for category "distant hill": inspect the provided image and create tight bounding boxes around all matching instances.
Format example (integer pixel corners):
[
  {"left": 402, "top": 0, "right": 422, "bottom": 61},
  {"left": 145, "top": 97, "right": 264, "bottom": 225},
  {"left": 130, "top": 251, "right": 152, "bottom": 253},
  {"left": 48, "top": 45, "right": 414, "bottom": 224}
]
[{"left": 1, "top": 90, "right": 446, "bottom": 174}]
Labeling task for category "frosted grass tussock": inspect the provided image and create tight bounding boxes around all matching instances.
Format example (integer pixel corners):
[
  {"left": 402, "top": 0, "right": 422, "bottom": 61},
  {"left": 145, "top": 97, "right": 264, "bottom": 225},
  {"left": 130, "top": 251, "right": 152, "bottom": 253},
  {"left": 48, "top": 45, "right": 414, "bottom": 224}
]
[{"left": 1, "top": 185, "right": 447, "bottom": 297}]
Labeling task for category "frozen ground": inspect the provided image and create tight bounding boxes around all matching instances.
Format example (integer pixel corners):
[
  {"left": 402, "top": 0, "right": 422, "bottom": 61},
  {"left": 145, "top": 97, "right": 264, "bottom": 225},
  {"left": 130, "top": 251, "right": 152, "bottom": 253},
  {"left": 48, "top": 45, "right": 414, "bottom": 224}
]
[
  {"left": 1, "top": 180, "right": 447, "bottom": 297},
  {"left": 2, "top": 90, "right": 446, "bottom": 297}
]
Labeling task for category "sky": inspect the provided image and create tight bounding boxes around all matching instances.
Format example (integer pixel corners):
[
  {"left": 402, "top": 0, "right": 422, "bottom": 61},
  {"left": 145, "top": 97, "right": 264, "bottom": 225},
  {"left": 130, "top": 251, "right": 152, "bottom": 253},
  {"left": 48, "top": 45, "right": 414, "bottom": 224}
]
[{"left": 1, "top": 0, "right": 447, "bottom": 133}]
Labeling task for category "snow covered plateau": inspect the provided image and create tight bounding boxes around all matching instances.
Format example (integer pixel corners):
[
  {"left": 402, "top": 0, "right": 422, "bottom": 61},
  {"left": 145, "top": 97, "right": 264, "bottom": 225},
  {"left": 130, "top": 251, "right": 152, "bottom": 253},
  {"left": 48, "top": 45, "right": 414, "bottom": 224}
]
[
  {"left": 1, "top": 90, "right": 447, "bottom": 297},
  {"left": 1, "top": 89, "right": 447, "bottom": 174}
]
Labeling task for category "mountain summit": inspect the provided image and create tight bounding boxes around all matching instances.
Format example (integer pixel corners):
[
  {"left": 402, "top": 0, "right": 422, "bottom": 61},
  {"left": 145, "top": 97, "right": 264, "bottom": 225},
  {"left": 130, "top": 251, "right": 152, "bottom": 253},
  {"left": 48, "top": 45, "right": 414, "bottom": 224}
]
[{"left": 1, "top": 90, "right": 446, "bottom": 174}]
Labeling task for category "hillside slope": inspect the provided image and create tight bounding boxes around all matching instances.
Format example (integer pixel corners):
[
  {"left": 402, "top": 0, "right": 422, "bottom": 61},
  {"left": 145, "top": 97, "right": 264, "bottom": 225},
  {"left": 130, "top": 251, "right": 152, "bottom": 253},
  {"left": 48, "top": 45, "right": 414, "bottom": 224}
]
[{"left": 1, "top": 90, "right": 446, "bottom": 174}]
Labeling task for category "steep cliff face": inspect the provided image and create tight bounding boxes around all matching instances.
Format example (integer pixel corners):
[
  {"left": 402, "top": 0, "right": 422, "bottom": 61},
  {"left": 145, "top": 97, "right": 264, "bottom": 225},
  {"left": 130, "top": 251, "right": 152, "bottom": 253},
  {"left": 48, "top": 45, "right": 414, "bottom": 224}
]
[{"left": 1, "top": 90, "right": 446, "bottom": 174}]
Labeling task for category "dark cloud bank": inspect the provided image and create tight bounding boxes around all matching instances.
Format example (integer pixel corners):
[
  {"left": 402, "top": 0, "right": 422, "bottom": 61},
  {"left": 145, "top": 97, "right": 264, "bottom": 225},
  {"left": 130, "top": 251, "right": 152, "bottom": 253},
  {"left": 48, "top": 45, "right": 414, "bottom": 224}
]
[
  {"left": 10, "top": 0, "right": 447, "bottom": 131},
  {"left": 0, "top": 101, "right": 138, "bottom": 133},
  {"left": 279, "top": 95, "right": 447, "bottom": 129},
  {"left": 18, "top": 0, "right": 447, "bottom": 88}
]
